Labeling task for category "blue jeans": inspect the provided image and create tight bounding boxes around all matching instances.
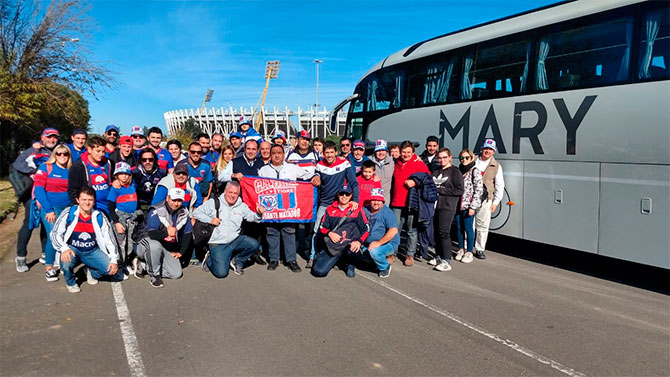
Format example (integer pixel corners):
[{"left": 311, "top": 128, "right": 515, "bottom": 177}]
[
  {"left": 207, "top": 235, "right": 259, "bottom": 278},
  {"left": 366, "top": 243, "right": 397, "bottom": 272},
  {"left": 17, "top": 197, "right": 46, "bottom": 258},
  {"left": 40, "top": 206, "right": 66, "bottom": 266},
  {"left": 454, "top": 209, "right": 475, "bottom": 252},
  {"left": 392, "top": 207, "right": 418, "bottom": 256},
  {"left": 266, "top": 223, "right": 297, "bottom": 263},
  {"left": 60, "top": 246, "right": 124, "bottom": 287},
  {"left": 311, "top": 250, "right": 348, "bottom": 278},
  {"left": 309, "top": 205, "right": 329, "bottom": 260}
]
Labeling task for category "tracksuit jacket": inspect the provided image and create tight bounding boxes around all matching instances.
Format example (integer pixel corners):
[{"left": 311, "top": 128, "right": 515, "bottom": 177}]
[
  {"left": 318, "top": 202, "right": 370, "bottom": 245},
  {"left": 50, "top": 205, "right": 119, "bottom": 262},
  {"left": 314, "top": 157, "right": 360, "bottom": 207}
]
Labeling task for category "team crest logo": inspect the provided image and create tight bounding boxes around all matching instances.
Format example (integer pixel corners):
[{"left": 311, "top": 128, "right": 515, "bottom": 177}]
[
  {"left": 259, "top": 195, "right": 278, "bottom": 211},
  {"left": 200, "top": 170, "right": 205, "bottom": 177}
]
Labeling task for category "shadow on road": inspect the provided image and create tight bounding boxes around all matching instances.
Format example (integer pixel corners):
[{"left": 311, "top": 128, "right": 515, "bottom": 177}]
[{"left": 488, "top": 234, "right": 670, "bottom": 295}]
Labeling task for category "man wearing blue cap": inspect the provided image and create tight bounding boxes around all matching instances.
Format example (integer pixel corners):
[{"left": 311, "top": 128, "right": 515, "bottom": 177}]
[
  {"left": 474, "top": 138, "right": 505, "bottom": 260},
  {"left": 104, "top": 125, "right": 119, "bottom": 157},
  {"left": 228, "top": 131, "right": 243, "bottom": 157}
]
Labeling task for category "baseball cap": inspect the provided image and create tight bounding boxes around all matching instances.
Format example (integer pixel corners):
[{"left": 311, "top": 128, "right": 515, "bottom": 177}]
[
  {"left": 72, "top": 128, "right": 87, "bottom": 136},
  {"left": 369, "top": 188, "right": 385, "bottom": 202},
  {"left": 353, "top": 140, "right": 365, "bottom": 150},
  {"left": 374, "top": 139, "right": 388, "bottom": 152},
  {"left": 168, "top": 188, "right": 185, "bottom": 201},
  {"left": 272, "top": 130, "right": 287, "bottom": 142},
  {"left": 42, "top": 128, "right": 60, "bottom": 137},
  {"left": 119, "top": 136, "right": 133, "bottom": 146},
  {"left": 229, "top": 131, "right": 242, "bottom": 139},
  {"left": 239, "top": 116, "right": 252, "bottom": 126},
  {"left": 113, "top": 162, "right": 132, "bottom": 176},
  {"left": 481, "top": 138, "right": 498, "bottom": 152},
  {"left": 297, "top": 130, "right": 312, "bottom": 140},
  {"left": 173, "top": 161, "right": 189, "bottom": 174},
  {"left": 105, "top": 125, "right": 119, "bottom": 133},
  {"left": 337, "top": 185, "right": 353, "bottom": 195},
  {"left": 130, "top": 126, "right": 145, "bottom": 137}
]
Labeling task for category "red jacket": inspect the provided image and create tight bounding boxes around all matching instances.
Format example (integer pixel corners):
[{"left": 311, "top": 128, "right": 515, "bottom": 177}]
[
  {"left": 391, "top": 154, "right": 430, "bottom": 208},
  {"left": 319, "top": 202, "right": 370, "bottom": 243}
]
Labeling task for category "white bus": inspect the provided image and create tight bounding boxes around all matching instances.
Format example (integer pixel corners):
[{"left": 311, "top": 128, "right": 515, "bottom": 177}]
[{"left": 330, "top": 0, "right": 669, "bottom": 269}]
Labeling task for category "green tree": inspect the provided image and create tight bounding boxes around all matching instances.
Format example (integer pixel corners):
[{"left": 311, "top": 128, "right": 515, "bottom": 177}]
[{"left": 0, "top": 0, "right": 113, "bottom": 176}]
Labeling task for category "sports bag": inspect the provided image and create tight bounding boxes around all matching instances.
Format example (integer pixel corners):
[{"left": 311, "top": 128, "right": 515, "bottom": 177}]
[{"left": 193, "top": 196, "right": 221, "bottom": 245}]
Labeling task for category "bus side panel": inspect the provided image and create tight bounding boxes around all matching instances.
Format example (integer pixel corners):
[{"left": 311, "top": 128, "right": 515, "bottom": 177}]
[
  {"left": 599, "top": 164, "right": 670, "bottom": 269},
  {"left": 490, "top": 159, "right": 523, "bottom": 238},
  {"left": 523, "top": 161, "right": 600, "bottom": 253}
]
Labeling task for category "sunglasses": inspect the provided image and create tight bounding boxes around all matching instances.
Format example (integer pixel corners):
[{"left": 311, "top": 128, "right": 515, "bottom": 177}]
[
  {"left": 174, "top": 171, "right": 188, "bottom": 176},
  {"left": 107, "top": 131, "right": 118, "bottom": 136},
  {"left": 337, "top": 192, "right": 352, "bottom": 196},
  {"left": 458, "top": 156, "right": 471, "bottom": 160},
  {"left": 55, "top": 152, "right": 70, "bottom": 157},
  {"left": 189, "top": 150, "right": 202, "bottom": 155},
  {"left": 140, "top": 158, "right": 155, "bottom": 162},
  {"left": 132, "top": 135, "right": 144, "bottom": 139},
  {"left": 340, "top": 143, "right": 351, "bottom": 147}
]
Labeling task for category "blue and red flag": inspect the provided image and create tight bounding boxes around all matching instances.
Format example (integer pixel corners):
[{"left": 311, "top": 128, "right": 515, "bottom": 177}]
[{"left": 240, "top": 176, "right": 317, "bottom": 223}]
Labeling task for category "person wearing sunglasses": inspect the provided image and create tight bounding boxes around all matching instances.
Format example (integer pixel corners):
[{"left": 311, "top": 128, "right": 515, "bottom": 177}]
[
  {"left": 12, "top": 128, "right": 59, "bottom": 273},
  {"left": 454, "top": 149, "right": 483, "bottom": 264},
  {"left": 131, "top": 148, "right": 168, "bottom": 213},
  {"left": 311, "top": 185, "right": 370, "bottom": 278},
  {"left": 152, "top": 160, "right": 202, "bottom": 214},
  {"left": 103, "top": 125, "right": 120, "bottom": 157},
  {"left": 339, "top": 137, "right": 353, "bottom": 159},
  {"left": 32, "top": 144, "right": 73, "bottom": 281},
  {"left": 186, "top": 142, "right": 214, "bottom": 201},
  {"left": 130, "top": 126, "right": 147, "bottom": 157},
  {"left": 109, "top": 136, "right": 138, "bottom": 176}
]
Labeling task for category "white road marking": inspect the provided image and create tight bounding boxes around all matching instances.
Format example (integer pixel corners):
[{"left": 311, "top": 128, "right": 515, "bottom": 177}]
[
  {"left": 360, "top": 273, "right": 588, "bottom": 377},
  {"left": 111, "top": 282, "right": 147, "bottom": 377}
]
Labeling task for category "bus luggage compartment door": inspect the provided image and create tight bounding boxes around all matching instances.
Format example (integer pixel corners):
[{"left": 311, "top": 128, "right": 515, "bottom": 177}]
[
  {"left": 599, "top": 164, "right": 670, "bottom": 269},
  {"left": 523, "top": 161, "right": 600, "bottom": 253}
]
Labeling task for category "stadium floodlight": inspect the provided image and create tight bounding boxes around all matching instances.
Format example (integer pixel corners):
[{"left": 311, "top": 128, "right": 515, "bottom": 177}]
[
  {"left": 200, "top": 89, "right": 214, "bottom": 115},
  {"left": 265, "top": 61, "right": 281, "bottom": 79},
  {"left": 314, "top": 59, "right": 323, "bottom": 109}
]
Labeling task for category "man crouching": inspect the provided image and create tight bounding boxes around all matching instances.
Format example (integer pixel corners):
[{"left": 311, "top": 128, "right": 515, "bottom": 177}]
[
  {"left": 193, "top": 181, "right": 265, "bottom": 278},
  {"left": 51, "top": 187, "right": 125, "bottom": 293}
]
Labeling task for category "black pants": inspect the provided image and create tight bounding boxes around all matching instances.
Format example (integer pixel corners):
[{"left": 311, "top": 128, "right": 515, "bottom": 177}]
[
  {"left": 435, "top": 208, "right": 457, "bottom": 261},
  {"left": 16, "top": 198, "right": 46, "bottom": 258}
]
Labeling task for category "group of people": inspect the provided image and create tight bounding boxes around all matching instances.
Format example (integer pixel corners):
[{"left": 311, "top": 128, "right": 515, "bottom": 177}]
[{"left": 10, "top": 117, "right": 504, "bottom": 293}]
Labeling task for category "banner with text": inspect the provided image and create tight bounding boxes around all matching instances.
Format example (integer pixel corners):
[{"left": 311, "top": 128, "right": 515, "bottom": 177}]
[{"left": 240, "top": 176, "right": 317, "bottom": 223}]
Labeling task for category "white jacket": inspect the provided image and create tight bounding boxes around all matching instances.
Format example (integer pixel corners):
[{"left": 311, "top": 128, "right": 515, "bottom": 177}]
[
  {"left": 258, "top": 162, "right": 313, "bottom": 181},
  {"left": 50, "top": 206, "right": 119, "bottom": 262}
]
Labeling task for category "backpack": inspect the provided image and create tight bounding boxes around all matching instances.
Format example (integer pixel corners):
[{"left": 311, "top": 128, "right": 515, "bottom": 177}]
[
  {"left": 192, "top": 196, "right": 221, "bottom": 245},
  {"left": 9, "top": 166, "right": 33, "bottom": 202},
  {"left": 65, "top": 206, "right": 104, "bottom": 229}
]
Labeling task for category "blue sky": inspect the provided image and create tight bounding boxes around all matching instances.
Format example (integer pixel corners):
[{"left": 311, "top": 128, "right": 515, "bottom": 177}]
[{"left": 85, "top": 0, "right": 555, "bottom": 134}]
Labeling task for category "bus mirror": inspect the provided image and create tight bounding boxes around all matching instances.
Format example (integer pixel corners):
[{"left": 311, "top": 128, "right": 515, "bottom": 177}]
[{"left": 328, "top": 93, "right": 360, "bottom": 134}]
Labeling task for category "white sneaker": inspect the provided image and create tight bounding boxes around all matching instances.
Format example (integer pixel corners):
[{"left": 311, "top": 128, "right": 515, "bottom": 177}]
[
  {"left": 462, "top": 252, "right": 474, "bottom": 264},
  {"left": 428, "top": 258, "right": 438, "bottom": 266},
  {"left": 67, "top": 284, "right": 81, "bottom": 293},
  {"left": 435, "top": 260, "right": 452, "bottom": 271},
  {"left": 84, "top": 267, "right": 98, "bottom": 285},
  {"left": 455, "top": 249, "right": 465, "bottom": 261}
]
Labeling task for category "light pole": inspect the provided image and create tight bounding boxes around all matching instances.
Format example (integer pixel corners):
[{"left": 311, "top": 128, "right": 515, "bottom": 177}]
[{"left": 314, "top": 59, "right": 322, "bottom": 110}]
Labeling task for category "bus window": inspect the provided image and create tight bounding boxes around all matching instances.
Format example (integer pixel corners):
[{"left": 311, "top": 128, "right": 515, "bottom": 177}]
[
  {"left": 406, "top": 55, "right": 460, "bottom": 107},
  {"left": 467, "top": 38, "right": 531, "bottom": 100},
  {"left": 365, "top": 70, "right": 404, "bottom": 111},
  {"left": 638, "top": 5, "right": 670, "bottom": 81},
  {"left": 348, "top": 117, "right": 364, "bottom": 140},
  {"left": 535, "top": 16, "right": 634, "bottom": 91}
]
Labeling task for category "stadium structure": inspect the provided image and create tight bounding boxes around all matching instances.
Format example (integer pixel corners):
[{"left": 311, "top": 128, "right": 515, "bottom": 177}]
[{"left": 164, "top": 106, "right": 347, "bottom": 139}]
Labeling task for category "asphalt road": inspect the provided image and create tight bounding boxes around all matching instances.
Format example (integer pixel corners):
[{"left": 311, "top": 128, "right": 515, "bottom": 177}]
[{"left": 1, "top": 231, "right": 668, "bottom": 377}]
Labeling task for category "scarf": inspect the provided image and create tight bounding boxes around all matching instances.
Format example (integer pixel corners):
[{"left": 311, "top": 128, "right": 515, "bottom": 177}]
[{"left": 459, "top": 161, "right": 475, "bottom": 175}]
